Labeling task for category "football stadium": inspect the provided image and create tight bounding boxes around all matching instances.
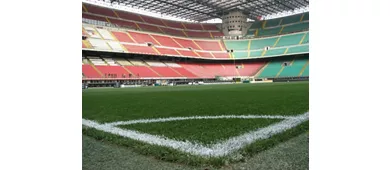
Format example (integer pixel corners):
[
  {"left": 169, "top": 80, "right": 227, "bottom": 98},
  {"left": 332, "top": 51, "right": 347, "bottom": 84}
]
[{"left": 82, "top": 0, "right": 309, "bottom": 169}]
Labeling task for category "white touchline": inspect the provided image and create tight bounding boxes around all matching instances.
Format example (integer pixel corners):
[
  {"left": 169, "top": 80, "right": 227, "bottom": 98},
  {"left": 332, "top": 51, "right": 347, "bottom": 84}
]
[{"left": 82, "top": 112, "right": 309, "bottom": 157}]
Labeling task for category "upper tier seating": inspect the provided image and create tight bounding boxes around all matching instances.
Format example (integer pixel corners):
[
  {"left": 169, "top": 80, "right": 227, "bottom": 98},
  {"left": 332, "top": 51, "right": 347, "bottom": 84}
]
[
  {"left": 84, "top": 23, "right": 307, "bottom": 59},
  {"left": 185, "top": 31, "right": 212, "bottom": 38},
  {"left": 83, "top": 3, "right": 116, "bottom": 18},
  {"left": 108, "top": 18, "right": 138, "bottom": 29},
  {"left": 82, "top": 3, "right": 224, "bottom": 38},
  {"left": 247, "top": 12, "right": 309, "bottom": 37},
  {"left": 115, "top": 10, "right": 144, "bottom": 22}
]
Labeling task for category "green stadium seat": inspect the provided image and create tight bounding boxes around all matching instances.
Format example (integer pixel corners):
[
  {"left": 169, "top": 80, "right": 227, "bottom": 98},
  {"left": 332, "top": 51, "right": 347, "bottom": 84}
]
[
  {"left": 257, "top": 27, "right": 282, "bottom": 37},
  {"left": 250, "top": 37, "right": 278, "bottom": 50},
  {"left": 278, "top": 57, "right": 308, "bottom": 77},
  {"left": 249, "top": 22, "right": 262, "bottom": 29},
  {"left": 247, "top": 29, "right": 256, "bottom": 36},
  {"left": 281, "top": 14, "right": 302, "bottom": 25},
  {"left": 275, "top": 33, "right": 305, "bottom": 47},
  {"left": 264, "top": 48, "right": 286, "bottom": 56},
  {"left": 281, "top": 22, "right": 309, "bottom": 34},
  {"left": 233, "top": 51, "right": 249, "bottom": 59},
  {"left": 287, "top": 45, "right": 309, "bottom": 54},
  {"left": 302, "top": 32, "right": 309, "bottom": 44},
  {"left": 257, "top": 61, "right": 283, "bottom": 78},
  {"left": 302, "top": 64, "right": 309, "bottom": 76},
  {"left": 224, "top": 40, "right": 249, "bottom": 50},
  {"left": 265, "top": 18, "right": 281, "bottom": 27},
  {"left": 249, "top": 50, "right": 263, "bottom": 58},
  {"left": 302, "top": 13, "right": 309, "bottom": 21}
]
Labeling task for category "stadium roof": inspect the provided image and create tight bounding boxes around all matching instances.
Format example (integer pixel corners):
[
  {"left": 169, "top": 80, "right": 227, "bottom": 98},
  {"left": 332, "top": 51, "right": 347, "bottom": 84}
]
[{"left": 90, "top": 0, "right": 309, "bottom": 22}]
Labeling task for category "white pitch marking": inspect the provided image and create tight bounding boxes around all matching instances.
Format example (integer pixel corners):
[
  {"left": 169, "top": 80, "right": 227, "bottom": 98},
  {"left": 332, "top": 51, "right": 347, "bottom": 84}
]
[
  {"left": 104, "top": 114, "right": 300, "bottom": 126},
  {"left": 82, "top": 112, "right": 309, "bottom": 157}
]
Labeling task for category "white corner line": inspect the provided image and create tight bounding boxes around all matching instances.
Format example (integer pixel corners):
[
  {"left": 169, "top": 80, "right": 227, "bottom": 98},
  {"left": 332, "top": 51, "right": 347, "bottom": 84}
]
[{"left": 82, "top": 112, "right": 309, "bottom": 157}]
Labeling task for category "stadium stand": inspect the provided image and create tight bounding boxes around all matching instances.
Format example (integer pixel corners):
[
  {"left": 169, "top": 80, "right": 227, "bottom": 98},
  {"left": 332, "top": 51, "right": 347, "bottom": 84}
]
[
  {"left": 82, "top": 3, "right": 224, "bottom": 38},
  {"left": 247, "top": 12, "right": 309, "bottom": 37},
  {"left": 82, "top": 2, "right": 309, "bottom": 80},
  {"left": 257, "top": 56, "right": 309, "bottom": 78}
]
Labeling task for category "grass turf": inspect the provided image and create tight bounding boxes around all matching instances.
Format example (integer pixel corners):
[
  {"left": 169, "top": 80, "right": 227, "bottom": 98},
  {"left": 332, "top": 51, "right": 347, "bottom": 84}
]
[
  {"left": 119, "top": 118, "right": 282, "bottom": 145},
  {"left": 82, "top": 82, "right": 309, "bottom": 167}
]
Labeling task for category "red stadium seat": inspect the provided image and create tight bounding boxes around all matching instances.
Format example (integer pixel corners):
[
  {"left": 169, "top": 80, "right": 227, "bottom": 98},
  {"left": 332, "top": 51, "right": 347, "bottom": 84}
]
[
  {"left": 155, "top": 48, "right": 181, "bottom": 56},
  {"left": 171, "top": 67, "right": 198, "bottom": 78},
  {"left": 122, "top": 44, "right": 158, "bottom": 55},
  {"left": 128, "top": 31, "right": 159, "bottom": 44},
  {"left": 212, "top": 52, "right": 230, "bottom": 59},
  {"left": 176, "top": 50, "right": 199, "bottom": 58},
  {"left": 184, "top": 23, "right": 203, "bottom": 30},
  {"left": 115, "top": 10, "right": 144, "bottom": 22},
  {"left": 95, "top": 66, "right": 130, "bottom": 78},
  {"left": 112, "top": 31, "right": 135, "bottom": 43},
  {"left": 84, "top": 4, "right": 117, "bottom": 18},
  {"left": 82, "top": 65, "right": 102, "bottom": 78},
  {"left": 172, "top": 38, "right": 200, "bottom": 50},
  {"left": 211, "top": 31, "right": 224, "bottom": 37},
  {"left": 194, "top": 40, "right": 224, "bottom": 51},
  {"left": 163, "top": 20, "right": 185, "bottom": 29},
  {"left": 82, "top": 13, "right": 107, "bottom": 22},
  {"left": 151, "top": 35, "right": 182, "bottom": 48},
  {"left": 108, "top": 18, "right": 138, "bottom": 29},
  {"left": 125, "top": 66, "right": 160, "bottom": 77},
  {"left": 185, "top": 31, "right": 212, "bottom": 38},
  {"left": 160, "top": 27, "right": 186, "bottom": 37},
  {"left": 150, "top": 67, "right": 182, "bottom": 77},
  {"left": 137, "top": 23, "right": 163, "bottom": 33},
  {"left": 202, "top": 24, "right": 218, "bottom": 30},
  {"left": 140, "top": 15, "right": 165, "bottom": 26},
  {"left": 237, "top": 63, "right": 265, "bottom": 76},
  {"left": 196, "top": 51, "right": 214, "bottom": 58}
]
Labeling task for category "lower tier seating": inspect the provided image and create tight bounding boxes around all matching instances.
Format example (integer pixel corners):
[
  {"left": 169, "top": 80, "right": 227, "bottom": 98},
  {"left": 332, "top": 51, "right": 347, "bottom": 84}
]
[
  {"left": 150, "top": 67, "right": 182, "bottom": 77},
  {"left": 125, "top": 66, "right": 160, "bottom": 77},
  {"left": 278, "top": 58, "right": 308, "bottom": 77},
  {"left": 95, "top": 66, "right": 130, "bottom": 78},
  {"left": 82, "top": 58, "right": 295, "bottom": 79},
  {"left": 82, "top": 65, "right": 102, "bottom": 78},
  {"left": 257, "top": 56, "right": 309, "bottom": 78}
]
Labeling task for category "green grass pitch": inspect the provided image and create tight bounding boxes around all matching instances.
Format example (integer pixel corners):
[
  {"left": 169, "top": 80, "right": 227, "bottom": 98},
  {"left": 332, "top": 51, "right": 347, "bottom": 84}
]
[{"left": 82, "top": 82, "right": 309, "bottom": 167}]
